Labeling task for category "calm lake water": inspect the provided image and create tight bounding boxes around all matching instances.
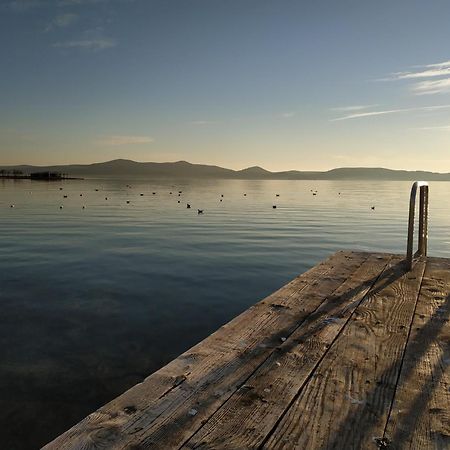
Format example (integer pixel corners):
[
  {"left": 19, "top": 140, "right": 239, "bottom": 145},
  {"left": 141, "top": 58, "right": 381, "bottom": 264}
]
[{"left": 1, "top": 177, "right": 450, "bottom": 448}]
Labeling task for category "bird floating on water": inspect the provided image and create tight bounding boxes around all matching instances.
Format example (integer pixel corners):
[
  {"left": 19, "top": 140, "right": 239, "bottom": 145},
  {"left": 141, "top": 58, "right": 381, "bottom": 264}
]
[
  {"left": 371, "top": 206, "right": 375, "bottom": 210},
  {"left": 140, "top": 193, "right": 144, "bottom": 196},
  {"left": 10, "top": 204, "right": 15, "bottom": 208},
  {"left": 63, "top": 195, "right": 68, "bottom": 198},
  {"left": 198, "top": 209, "right": 204, "bottom": 214},
  {"left": 273, "top": 205, "right": 277, "bottom": 209},
  {"left": 187, "top": 204, "right": 191, "bottom": 208}
]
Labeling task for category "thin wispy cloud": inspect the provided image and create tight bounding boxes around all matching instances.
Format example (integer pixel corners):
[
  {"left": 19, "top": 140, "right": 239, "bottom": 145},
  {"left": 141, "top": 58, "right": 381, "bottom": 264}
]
[
  {"left": 379, "top": 60, "right": 450, "bottom": 95},
  {"left": 412, "top": 78, "right": 450, "bottom": 95},
  {"left": 331, "top": 104, "right": 450, "bottom": 121},
  {"left": 330, "top": 105, "right": 377, "bottom": 112},
  {"left": 96, "top": 135, "right": 154, "bottom": 146},
  {"left": 332, "top": 109, "right": 406, "bottom": 121},
  {"left": 53, "top": 37, "right": 115, "bottom": 50},
  {"left": 280, "top": 112, "right": 295, "bottom": 118},
  {"left": 389, "top": 63, "right": 450, "bottom": 80},
  {"left": 48, "top": 10, "right": 117, "bottom": 51},
  {"left": 45, "top": 13, "right": 78, "bottom": 31}
]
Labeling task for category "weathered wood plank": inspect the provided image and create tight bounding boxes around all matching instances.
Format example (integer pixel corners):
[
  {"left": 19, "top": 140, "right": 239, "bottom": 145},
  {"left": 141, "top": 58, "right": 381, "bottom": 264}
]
[
  {"left": 43, "top": 251, "right": 367, "bottom": 449},
  {"left": 263, "top": 257, "right": 426, "bottom": 450},
  {"left": 181, "top": 253, "right": 391, "bottom": 449},
  {"left": 383, "top": 257, "right": 450, "bottom": 449}
]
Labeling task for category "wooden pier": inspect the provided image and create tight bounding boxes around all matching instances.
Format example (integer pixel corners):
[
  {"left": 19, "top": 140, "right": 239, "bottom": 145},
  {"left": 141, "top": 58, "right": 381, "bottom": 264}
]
[{"left": 43, "top": 250, "right": 450, "bottom": 449}]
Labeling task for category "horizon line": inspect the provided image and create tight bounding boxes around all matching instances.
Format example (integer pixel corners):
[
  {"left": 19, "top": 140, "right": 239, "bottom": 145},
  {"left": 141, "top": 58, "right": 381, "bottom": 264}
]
[{"left": 0, "top": 158, "right": 447, "bottom": 175}]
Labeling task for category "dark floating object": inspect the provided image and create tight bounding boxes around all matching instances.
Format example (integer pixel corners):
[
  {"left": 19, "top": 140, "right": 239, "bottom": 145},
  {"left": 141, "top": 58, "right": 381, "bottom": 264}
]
[
  {"left": 187, "top": 204, "right": 191, "bottom": 209},
  {"left": 80, "top": 194, "right": 83, "bottom": 197},
  {"left": 126, "top": 200, "right": 130, "bottom": 204},
  {"left": 152, "top": 192, "right": 156, "bottom": 195},
  {"left": 95, "top": 189, "right": 99, "bottom": 191},
  {"left": 105, "top": 197, "right": 108, "bottom": 200},
  {"left": 178, "top": 191, "right": 182, "bottom": 193},
  {"left": 276, "top": 194, "right": 280, "bottom": 197},
  {"left": 178, "top": 193, "right": 181, "bottom": 197},
  {"left": 10, "top": 204, "right": 15, "bottom": 208},
  {"left": 82, "top": 206, "right": 86, "bottom": 209},
  {"left": 59, "top": 188, "right": 63, "bottom": 190},
  {"left": 140, "top": 193, "right": 144, "bottom": 196},
  {"left": 338, "top": 192, "right": 341, "bottom": 195},
  {"left": 198, "top": 209, "right": 204, "bottom": 214},
  {"left": 221, "top": 194, "right": 224, "bottom": 197},
  {"left": 170, "top": 192, "right": 173, "bottom": 194},
  {"left": 371, "top": 206, "right": 375, "bottom": 210},
  {"left": 244, "top": 193, "right": 247, "bottom": 196},
  {"left": 313, "top": 193, "right": 317, "bottom": 196},
  {"left": 63, "top": 195, "right": 68, "bottom": 198},
  {"left": 273, "top": 205, "right": 277, "bottom": 209},
  {"left": 59, "top": 206, "right": 63, "bottom": 209},
  {"left": 177, "top": 200, "right": 181, "bottom": 203},
  {"left": 220, "top": 199, "right": 223, "bottom": 202}
]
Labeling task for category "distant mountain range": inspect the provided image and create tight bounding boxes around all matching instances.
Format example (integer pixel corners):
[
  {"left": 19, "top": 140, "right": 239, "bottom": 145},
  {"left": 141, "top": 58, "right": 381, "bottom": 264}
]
[{"left": 2, "top": 159, "right": 450, "bottom": 180}]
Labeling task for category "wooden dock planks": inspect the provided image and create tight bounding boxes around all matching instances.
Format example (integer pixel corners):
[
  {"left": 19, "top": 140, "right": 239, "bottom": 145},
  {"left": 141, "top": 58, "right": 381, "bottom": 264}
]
[
  {"left": 182, "top": 253, "right": 392, "bottom": 449},
  {"left": 382, "top": 257, "right": 450, "bottom": 450},
  {"left": 42, "top": 251, "right": 450, "bottom": 450}
]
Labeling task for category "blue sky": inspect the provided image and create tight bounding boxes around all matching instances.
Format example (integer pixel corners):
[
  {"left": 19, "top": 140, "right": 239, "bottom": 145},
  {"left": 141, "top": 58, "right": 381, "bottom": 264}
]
[{"left": 1, "top": 0, "right": 450, "bottom": 170}]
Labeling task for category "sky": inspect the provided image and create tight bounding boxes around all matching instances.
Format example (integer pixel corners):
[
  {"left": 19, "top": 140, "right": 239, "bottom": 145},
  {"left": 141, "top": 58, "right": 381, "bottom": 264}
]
[{"left": 1, "top": 0, "right": 450, "bottom": 171}]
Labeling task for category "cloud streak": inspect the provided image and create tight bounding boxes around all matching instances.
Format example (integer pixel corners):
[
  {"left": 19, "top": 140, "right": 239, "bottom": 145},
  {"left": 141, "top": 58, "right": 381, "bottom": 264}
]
[
  {"left": 381, "top": 60, "right": 450, "bottom": 95},
  {"left": 412, "top": 78, "right": 450, "bottom": 95},
  {"left": 330, "top": 105, "right": 378, "bottom": 112},
  {"left": 331, "top": 104, "right": 450, "bottom": 121},
  {"left": 45, "top": 13, "right": 78, "bottom": 31},
  {"left": 389, "top": 63, "right": 450, "bottom": 80}
]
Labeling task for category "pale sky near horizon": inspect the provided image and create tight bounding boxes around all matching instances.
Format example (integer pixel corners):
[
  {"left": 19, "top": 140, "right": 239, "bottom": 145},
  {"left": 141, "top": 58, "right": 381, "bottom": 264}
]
[{"left": 1, "top": 0, "right": 450, "bottom": 171}]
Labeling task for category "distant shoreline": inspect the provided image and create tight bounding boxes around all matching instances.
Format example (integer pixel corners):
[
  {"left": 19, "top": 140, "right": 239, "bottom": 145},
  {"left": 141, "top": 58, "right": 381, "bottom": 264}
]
[{"left": 1, "top": 159, "right": 449, "bottom": 181}]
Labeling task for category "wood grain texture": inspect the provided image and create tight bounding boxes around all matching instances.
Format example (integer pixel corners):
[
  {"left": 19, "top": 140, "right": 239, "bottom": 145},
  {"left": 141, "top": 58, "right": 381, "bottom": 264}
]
[
  {"left": 181, "top": 253, "right": 391, "bottom": 449},
  {"left": 263, "top": 257, "right": 426, "bottom": 450},
  {"left": 383, "top": 257, "right": 450, "bottom": 450},
  {"left": 43, "top": 251, "right": 367, "bottom": 449}
]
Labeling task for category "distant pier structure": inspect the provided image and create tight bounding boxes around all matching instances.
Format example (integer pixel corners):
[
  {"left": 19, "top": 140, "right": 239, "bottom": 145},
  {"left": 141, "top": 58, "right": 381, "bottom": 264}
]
[
  {"left": 0, "top": 170, "right": 81, "bottom": 180},
  {"left": 30, "top": 171, "right": 67, "bottom": 180}
]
